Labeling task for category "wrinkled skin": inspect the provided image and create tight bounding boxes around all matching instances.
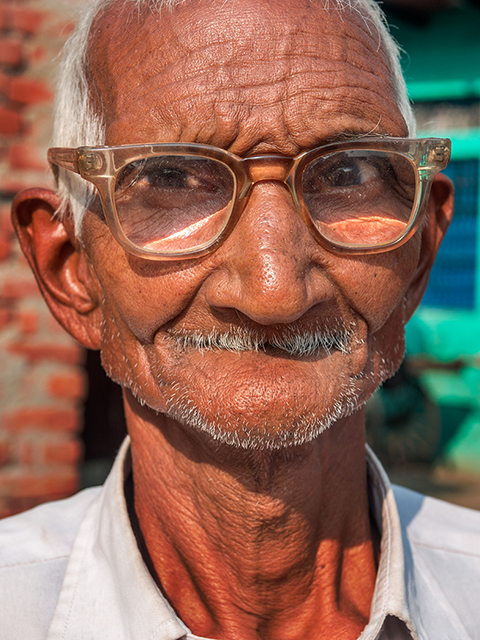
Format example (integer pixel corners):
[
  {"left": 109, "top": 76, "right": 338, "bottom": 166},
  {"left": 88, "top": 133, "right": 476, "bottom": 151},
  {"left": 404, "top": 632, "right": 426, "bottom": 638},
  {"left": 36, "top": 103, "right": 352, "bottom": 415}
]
[
  {"left": 11, "top": 1, "right": 454, "bottom": 639},
  {"left": 85, "top": 0, "right": 418, "bottom": 446}
]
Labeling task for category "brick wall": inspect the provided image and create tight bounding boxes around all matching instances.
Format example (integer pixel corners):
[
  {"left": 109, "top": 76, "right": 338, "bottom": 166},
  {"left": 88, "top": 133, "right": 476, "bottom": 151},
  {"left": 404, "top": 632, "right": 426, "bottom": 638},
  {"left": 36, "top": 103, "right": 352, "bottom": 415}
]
[{"left": 0, "top": 0, "right": 87, "bottom": 518}]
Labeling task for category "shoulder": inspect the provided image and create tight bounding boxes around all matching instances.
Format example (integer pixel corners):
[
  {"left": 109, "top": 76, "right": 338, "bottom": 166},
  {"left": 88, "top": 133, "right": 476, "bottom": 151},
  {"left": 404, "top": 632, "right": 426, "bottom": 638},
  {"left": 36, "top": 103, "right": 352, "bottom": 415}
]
[
  {"left": 393, "top": 485, "right": 480, "bottom": 635},
  {"left": 0, "top": 486, "right": 101, "bottom": 565},
  {"left": 0, "top": 487, "right": 101, "bottom": 640},
  {"left": 393, "top": 484, "right": 480, "bottom": 551}
]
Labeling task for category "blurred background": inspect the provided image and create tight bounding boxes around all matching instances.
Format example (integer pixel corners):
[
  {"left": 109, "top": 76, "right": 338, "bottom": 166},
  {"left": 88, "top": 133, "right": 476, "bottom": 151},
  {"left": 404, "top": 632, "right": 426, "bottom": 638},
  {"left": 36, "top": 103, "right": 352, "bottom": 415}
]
[{"left": 1, "top": 0, "right": 480, "bottom": 517}]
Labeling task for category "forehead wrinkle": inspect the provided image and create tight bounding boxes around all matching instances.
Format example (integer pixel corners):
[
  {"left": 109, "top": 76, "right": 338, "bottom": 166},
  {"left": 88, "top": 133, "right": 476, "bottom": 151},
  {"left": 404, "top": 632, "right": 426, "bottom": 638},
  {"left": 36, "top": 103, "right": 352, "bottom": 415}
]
[
  {"left": 171, "top": 1, "right": 313, "bottom": 59},
  {"left": 135, "top": 21, "right": 389, "bottom": 94},
  {"left": 90, "top": 0, "right": 390, "bottom": 121},
  {"left": 115, "top": 62, "right": 400, "bottom": 145},
  {"left": 93, "top": 0, "right": 405, "bottom": 152},
  {"left": 108, "top": 45, "right": 396, "bottom": 129},
  {"left": 169, "top": 0, "right": 385, "bottom": 65},
  {"left": 164, "top": 0, "right": 391, "bottom": 85},
  {"left": 105, "top": 79, "right": 403, "bottom": 154}
]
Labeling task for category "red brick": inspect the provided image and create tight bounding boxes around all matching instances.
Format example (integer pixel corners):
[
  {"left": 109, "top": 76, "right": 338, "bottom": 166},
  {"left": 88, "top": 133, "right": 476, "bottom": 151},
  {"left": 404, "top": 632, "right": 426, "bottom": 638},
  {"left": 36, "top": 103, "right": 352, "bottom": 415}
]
[
  {"left": 4, "top": 6, "right": 45, "bottom": 36},
  {"left": 43, "top": 440, "right": 82, "bottom": 465},
  {"left": 47, "top": 315, "right": 65, "bottom": 333},
  {"left": 0, "top": 499, "right": 25, "bottom": 520},
  {"left": 0, "top": 498, "right": 31, "bottom": 518},
  {"left": 9, "top": 77, "right": 52, "bottom": 105},
  {"left": 0, "top": 496, "right": 45, "bottom": 517},
  {"left": 0, "top": 217, "right": 14, "bottom": 261},
  {"left": 48, "top": 372, "right": 86, "bottom": 400},
  {"left": 0, "top": 176, "right": 29, "bottom": 196},
  {"left": 0, "top": 5, "right": 6, "bottom": 31},
  {"left": 0, "top": 308, "right": 11, "bottom": 329},
  {"left": 0, "top": 216, "right": 14, "bottom": 237},
  {"left": 31, "top": 45, "right": 45, "bottom": 63},
  {"left": 17, "top": 441, "right": 34, "bottom": 465},
  {"left": 0, "top": 72, "right": 11, "bottom": 94},
  {"left": 18, "top": 309, "right": 39, "bottom": 334},
  {"left": 0, "top": 0, "right": 88, "bottom": 521},
  {"left": 0, "top": 471, "right": 78, "bottom": 499},
  {"left": 0, "top": 238, "right": 11, "bottom": 260},
  {"left": 8, "top": 143, "right": 46, "bottom": 171},
  {"left": 0, "top": 206, "right": 13, "bottom": 231},
  {"left": 1, "top": 276, "right": 40, "bottom": 300},
  {"left": 0, "top": 223, "right": 15, "bottom": 260},
  {"left": 7, "top": 342, "right": 83, "bottom": 365},
  {"left": 3, "top": 407, "right": 79, "bottom": 432},
  {"left": 0, "top": 441, "right": 9, "bottom": 466},
  {"left": 0, "top": 106, "right": 22, "bottom": 135},
  {"left": 0, "top": 38, "right": 22, "bottom": 67}
]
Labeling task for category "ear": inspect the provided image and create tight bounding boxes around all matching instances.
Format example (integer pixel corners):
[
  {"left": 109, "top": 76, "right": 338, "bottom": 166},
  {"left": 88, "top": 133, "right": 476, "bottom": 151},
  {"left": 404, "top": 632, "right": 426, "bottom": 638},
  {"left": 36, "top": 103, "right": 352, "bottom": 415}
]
[
  {"left": 404, "top": 172, "right": 454, "bottom": 321},
  {"left": 11, "top": 188, "right": 102, "bottom": 349}
]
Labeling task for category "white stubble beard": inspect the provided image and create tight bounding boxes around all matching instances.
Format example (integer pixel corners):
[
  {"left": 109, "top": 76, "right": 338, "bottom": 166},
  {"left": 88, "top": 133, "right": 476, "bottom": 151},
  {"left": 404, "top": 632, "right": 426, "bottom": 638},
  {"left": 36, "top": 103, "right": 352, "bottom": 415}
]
[
  {"left": 105, "top": 317, "right": 403, "bottom": 452},
  {"left": 151, "top": 322, "right": 396, "bottom": 451}
]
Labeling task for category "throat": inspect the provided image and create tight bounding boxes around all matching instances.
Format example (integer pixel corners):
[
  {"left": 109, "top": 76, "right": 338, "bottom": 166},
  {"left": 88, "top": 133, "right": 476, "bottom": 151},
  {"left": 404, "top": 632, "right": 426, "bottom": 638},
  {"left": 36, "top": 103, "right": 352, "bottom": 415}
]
[{"left": 126, "top": 402, "right": 377, "bottom": 640}]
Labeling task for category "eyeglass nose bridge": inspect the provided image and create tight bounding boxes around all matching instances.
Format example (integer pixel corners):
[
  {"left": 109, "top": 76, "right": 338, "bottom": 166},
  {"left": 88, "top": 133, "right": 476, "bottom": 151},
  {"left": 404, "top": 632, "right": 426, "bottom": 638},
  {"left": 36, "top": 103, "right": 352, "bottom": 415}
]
[
  {"left": 240, "top": 155, "right": 297, "bottom": 196},
  {"left": 232, "top": 154, "right": 308, "bottom": 236}
]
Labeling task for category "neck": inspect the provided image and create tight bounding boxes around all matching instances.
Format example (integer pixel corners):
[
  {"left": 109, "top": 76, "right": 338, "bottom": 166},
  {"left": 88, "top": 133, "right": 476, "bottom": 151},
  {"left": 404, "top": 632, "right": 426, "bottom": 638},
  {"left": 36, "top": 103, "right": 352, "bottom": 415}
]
[{"left": 125, "top": 392, "right": 377, "bottom": 640}]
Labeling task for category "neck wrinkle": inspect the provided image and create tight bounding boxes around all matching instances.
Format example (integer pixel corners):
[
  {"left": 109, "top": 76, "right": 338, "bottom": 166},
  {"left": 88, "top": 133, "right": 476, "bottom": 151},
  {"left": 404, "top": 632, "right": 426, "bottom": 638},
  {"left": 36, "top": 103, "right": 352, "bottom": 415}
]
[{"left": 127, "top": 400, "right": 377, "bottom": 640}]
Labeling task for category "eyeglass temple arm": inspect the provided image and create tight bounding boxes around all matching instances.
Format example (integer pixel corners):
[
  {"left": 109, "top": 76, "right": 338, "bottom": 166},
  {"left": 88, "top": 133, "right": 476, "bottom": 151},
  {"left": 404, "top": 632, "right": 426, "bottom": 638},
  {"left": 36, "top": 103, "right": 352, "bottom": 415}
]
[{"left": 47, "top": 148, "right": 80, "bottom": 181}]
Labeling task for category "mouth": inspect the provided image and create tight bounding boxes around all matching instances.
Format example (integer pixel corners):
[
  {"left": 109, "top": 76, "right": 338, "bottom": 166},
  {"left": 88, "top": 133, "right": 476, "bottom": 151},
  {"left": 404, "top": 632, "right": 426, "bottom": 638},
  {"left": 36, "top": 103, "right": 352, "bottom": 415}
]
[{"left": 166, "top": 323, "right": 353, "bottom": 358}]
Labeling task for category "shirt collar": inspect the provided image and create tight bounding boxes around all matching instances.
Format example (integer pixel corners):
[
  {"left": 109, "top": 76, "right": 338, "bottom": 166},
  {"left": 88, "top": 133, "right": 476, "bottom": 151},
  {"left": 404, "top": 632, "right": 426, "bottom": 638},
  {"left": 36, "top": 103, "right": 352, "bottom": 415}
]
[
  {"left": 361, "top": 446, "right": 418, "bottom": 640},
  {"left": 46, "top": 439, "right": 427, "bottom": 640},
  {"left": 47, "top": 438, "right": 189, "bottom": 640}
]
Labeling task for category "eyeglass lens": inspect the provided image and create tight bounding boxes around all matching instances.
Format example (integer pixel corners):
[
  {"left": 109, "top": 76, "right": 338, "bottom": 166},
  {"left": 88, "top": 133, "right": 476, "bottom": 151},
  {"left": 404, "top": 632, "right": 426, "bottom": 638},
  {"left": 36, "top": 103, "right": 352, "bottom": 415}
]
[
  {"left": 113, "top": 150, "right": 417, "bottom": 253},
  {"left": 115, "top": 155, "right": 235, "bottom": 252},
  {"left": 302, "top": 150, "right": 416, "bottom": 247}
]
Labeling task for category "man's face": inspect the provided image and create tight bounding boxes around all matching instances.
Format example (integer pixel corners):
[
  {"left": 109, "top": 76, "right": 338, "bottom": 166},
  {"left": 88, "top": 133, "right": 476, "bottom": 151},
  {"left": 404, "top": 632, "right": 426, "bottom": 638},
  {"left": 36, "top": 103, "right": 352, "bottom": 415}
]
[{"left": 80, "top": 0, "right": 420, "bottom": 449}]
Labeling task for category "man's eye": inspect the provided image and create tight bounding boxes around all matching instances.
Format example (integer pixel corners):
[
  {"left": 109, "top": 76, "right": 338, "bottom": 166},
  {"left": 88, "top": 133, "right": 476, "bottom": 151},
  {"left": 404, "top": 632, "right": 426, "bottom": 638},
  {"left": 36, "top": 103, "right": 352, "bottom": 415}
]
[
  {"left": 323, "top": 160, "right": 378, "bottom": 188},
  {"left": 144, "top": 166, "right": 202, "bottom": 190},
  {"left": 116, "top": 157, "right": 221, "bottom": 196}
]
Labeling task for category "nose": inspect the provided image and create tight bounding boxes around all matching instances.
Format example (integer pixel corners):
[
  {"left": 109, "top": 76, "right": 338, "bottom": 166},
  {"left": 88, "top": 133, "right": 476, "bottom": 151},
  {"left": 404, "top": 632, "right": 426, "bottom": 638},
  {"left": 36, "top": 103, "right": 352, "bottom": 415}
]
[{"left": 202, "top": 182, "right": 334, "bottom": 325}]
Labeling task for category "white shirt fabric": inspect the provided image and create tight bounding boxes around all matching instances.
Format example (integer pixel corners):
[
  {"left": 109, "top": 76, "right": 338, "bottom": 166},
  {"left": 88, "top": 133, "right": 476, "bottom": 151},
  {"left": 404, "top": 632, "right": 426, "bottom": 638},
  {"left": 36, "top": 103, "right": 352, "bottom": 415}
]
[{"left": 1, "top": 438, "right": 480, "bottom": 640}]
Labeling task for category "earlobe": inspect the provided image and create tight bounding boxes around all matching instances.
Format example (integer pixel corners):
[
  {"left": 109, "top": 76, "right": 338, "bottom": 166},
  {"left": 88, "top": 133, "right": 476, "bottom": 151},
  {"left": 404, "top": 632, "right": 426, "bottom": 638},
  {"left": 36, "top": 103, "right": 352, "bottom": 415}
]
[
  {"left": 404, "top": 172, "right": 455, "bottom": 321},
  {"left": 11, "top": 187, "right": 102, "bottom": 349}
]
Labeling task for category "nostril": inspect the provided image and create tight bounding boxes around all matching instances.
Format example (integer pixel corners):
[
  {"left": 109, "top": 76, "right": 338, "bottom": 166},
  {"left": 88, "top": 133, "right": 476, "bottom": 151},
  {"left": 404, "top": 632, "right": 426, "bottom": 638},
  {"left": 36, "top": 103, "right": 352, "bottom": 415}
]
[{"left": 201, "top": 184, "right": 334, "bottom": 325}]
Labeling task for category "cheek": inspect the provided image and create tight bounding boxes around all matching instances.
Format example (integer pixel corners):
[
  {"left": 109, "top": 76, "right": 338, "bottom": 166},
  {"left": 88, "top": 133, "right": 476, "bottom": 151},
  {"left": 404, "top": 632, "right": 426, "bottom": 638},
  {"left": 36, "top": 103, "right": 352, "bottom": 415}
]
[
  {"left": 96, "top": 286, "right": 182, "bottom": 405},
  {"left": 329, "top": 243, "right": 420, "bottom": 385},
  {"left": 336, "top": 242, "right": 420, "bottom": 335},
  {"left": 91, "top": 254, "right": 204, "bottom": 344},
  {"left": 82, "top": 211, "right": 208, "bottom": 340},
  {"left": 95, "top": 268, "right": 196, "bottom": 391},
  {"left": 81, "top": 220, "right": 211, "bottom": 394}
]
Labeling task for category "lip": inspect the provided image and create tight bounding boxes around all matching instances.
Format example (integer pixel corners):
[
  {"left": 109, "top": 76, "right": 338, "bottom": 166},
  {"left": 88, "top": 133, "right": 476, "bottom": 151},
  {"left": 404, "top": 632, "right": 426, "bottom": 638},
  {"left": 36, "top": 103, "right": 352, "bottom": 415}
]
[
  {"left": 164, "top": 320, "right": 354, "bottom": 357},
  {"left": 178, "top": 343, "right": 347, "bottom": 363},
  {"left": 158, "top": 333, "right": 361, "bottom": 372}
]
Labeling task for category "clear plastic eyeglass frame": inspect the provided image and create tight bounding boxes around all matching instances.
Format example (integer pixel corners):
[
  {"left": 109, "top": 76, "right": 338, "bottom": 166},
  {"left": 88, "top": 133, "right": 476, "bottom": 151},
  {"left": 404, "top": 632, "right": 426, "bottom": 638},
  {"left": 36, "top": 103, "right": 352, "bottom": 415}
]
[{"left": 48, "top": 137, "right": 451, "bottom": 261}]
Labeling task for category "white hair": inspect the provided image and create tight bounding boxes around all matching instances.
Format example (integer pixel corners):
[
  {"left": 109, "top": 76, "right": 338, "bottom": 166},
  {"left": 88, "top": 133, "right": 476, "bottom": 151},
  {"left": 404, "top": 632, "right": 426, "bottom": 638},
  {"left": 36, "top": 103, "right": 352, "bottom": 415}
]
[{"left": 52, "top": 0, "right": 416, "bottom": 235}]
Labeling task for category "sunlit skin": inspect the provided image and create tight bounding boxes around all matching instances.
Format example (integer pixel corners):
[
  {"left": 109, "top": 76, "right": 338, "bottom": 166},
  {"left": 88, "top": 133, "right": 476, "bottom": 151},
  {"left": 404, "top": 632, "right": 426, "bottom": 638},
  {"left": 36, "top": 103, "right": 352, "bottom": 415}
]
[{"left": 11, "top": 1, "right": 454, "bottom": 639}]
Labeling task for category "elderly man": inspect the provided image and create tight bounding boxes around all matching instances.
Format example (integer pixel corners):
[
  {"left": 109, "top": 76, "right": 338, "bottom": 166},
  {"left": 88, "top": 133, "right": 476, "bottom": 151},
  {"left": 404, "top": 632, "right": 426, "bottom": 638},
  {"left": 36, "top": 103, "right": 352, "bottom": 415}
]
[{"left": 1, "top": 0, "right": 478, "bottom": 638}]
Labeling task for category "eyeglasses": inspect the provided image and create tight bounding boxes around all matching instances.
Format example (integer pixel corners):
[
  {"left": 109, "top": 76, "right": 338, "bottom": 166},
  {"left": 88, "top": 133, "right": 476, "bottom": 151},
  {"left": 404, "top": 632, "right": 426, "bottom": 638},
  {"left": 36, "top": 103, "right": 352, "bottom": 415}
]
[{"left": 48, "top": 137, "right": 451, "bottom": 260}]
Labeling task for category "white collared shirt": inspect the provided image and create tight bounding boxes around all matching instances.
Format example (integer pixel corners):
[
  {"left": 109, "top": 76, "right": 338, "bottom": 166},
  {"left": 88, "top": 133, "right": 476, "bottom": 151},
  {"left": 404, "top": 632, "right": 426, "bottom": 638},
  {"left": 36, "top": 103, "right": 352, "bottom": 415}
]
[{"left": 1, "top": 438, "right": 480, "bottom": 640}]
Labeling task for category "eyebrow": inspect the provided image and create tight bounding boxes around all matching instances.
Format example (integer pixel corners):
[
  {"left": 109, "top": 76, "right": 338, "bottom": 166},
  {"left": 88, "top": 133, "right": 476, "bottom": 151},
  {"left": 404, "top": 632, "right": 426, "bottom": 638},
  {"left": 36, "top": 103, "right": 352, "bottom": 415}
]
[
  {"left": 322, "top": 130, "right": 396, "bottom": 145},
  {"left": 233, "top": 130, "right": 398, "bottom": 159}
]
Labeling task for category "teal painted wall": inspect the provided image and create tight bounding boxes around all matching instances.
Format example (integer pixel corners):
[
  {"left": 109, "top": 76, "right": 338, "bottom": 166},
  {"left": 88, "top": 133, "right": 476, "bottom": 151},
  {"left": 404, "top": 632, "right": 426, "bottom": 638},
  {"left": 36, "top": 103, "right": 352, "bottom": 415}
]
[
  {"left": 380, "top": 5, "right": 480, "bottom": 473},
  {"left": 386, "top": 4, "right": 480, "bottom": 101}
]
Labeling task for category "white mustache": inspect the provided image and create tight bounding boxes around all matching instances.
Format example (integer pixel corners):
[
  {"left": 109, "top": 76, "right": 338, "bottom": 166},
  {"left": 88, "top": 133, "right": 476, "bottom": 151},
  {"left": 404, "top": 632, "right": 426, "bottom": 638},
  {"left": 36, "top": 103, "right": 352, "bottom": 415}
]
[{"left": 167, "top": 324, "right": 352, "bottom": 357}]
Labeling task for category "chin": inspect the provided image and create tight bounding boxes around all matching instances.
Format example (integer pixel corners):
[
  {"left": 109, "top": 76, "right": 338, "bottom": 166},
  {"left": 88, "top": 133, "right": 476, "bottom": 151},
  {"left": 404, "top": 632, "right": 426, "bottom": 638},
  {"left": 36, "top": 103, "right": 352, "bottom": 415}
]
[
  {"left": 154, "top": 373, "right": 371, "bottom": 451},
  {"left": 104, "top": 325, "right": 403, "bottom": 452}
]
